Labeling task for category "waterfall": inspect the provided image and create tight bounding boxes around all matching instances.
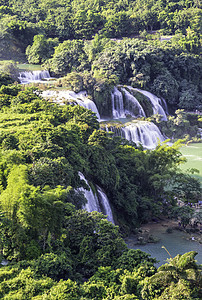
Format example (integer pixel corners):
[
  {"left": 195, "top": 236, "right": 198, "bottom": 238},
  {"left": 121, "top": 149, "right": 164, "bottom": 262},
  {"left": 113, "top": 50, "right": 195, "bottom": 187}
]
[
  {"left": 111, "top": 86, "right": 167, "bottom": 120},
  {"left": 111, "top": 87, "right": 126, "bottom": 118},
  {"left": 79, "top": 173, "right": 101, "bottom": 213},
  {"left": 105, "top": 121, "right": 165, "bottom": 149},
  {"left": 96, "top": 186, "right": 114, "bottom": 223},
  {"left": 161, "top": 97, "right": 169, "bottom": 115},
  {"left": 78, "top": 173, "right": 114, "bottom": 223},
  {"left": 121, "top": 87, "right": 146, "bottom": 118},
  {"left": 134, "top": 88, "right": 168, "bottom": 121},
  {"left": 42, "top": 90, "right": 100, "bottom": 120},
  {"left": 111, "top": 87, "right": 146, "bottom": 118},
  {"left": 108, "top": 86, "right": 168, "bottom": 148},
  {"left": 123, "top": 121, "right": 165, "bottom": 149},
  {"left": 18, "top": 70, "right": 51, "bottom": 84}
]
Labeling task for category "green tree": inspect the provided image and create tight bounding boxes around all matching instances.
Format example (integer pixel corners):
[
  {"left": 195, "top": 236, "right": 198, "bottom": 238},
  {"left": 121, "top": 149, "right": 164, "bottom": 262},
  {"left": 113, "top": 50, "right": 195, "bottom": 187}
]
[
  {"left": 73, "top": 9, "right": 102, "bottom": 39},
  {"left": 26, "top": 34, "right": 59, "bottom": 64},
  {"left": 29, "top": 157, "right": 73, "bottom": 188},
  {"left": 47, "top": 40, "right": 88, "bottom": 76},
  {"left": 41, "top": 279, "right": 83, "bottom": 299},
  {"left": 141, "top": 251, "right": 202, "bottom": 299},
  {"left": 117, "top": 249, "right": 157, "bottom": 273},
  {"left": 171, "top": 206, "right": 194, "bottom": 228},
  {"left": 64, "top": 210, "right": 127, "bottom": 278},
  {"left": 102, "top": 11, "right": 132, "bottom": 37}
]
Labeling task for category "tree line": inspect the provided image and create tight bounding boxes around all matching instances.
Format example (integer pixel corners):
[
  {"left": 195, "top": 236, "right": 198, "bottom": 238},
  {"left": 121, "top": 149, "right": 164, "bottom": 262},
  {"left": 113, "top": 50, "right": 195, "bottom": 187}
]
[{"left": 0, "top": 0, "right": 201, "bottom": 42}]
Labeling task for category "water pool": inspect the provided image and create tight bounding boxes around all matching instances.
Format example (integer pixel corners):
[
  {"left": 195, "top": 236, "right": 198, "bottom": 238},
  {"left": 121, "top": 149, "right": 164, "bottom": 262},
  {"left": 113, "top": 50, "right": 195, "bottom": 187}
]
[{"left": 126, "top": 223, "right": 202, "bottom": 267}]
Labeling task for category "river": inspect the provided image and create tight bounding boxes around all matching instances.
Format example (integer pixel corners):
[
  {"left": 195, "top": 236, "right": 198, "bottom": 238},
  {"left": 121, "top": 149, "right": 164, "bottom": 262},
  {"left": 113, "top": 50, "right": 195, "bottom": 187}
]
[
  {"left": 126, "top": 220, "right": 202, "bottom": 267},
  {"left": 180, "top": 142, "right": 202, "bottom": 185},
  {"left": 126, "top": 143, "right": 202, "bottom": 267}
]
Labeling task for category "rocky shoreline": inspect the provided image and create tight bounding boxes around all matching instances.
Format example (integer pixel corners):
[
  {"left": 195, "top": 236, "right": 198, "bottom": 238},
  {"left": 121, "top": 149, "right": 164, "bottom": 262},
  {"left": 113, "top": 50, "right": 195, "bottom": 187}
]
[{"left": 126, "top": 218, "right": 202, "bottom": 247}]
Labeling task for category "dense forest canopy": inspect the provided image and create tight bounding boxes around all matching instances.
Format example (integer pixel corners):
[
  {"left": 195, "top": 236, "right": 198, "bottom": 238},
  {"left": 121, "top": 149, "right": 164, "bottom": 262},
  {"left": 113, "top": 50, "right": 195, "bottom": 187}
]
[
  {"left": 0, "top": 0, "right": 202, "bottom": 298},
  {"left": 0, "top": 0, "right": 201, "bottom": 110},
  {"left": 0, "top": 84, "right": 200, "bottom": 239},
  {"left": 0, "top": 0, "right": 201, "bottom": 41},
  {"left": 44, "top": 38, "right": 202, "bottom": 110},
  {"left": 0, "top": 1, "right": 201, "bottom": 111},
  {"left": 0, "top": 0, "right": 201, "bottom": 60}
]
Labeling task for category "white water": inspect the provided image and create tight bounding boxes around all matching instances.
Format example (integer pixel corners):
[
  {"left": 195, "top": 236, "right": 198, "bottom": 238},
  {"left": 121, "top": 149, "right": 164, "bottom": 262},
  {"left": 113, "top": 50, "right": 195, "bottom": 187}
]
[
  {"left": 109, "top": 86, "right": 167, "bottom": 148},
  {"left": 96, "top": 186, "right": 114, "bottom": 223},
  {"left": 78, "top": 173, "right": 114, "bottom": 223},
  {"left": 42, "top": 90, "right": 100, "bottom": 120},
  {"left": 111, "top": 87, "right": 146, "bottom": 118},
  {"left": 121, "top": 87, "right": 146, "bottom": 117},
  {"left": 111, "top": 87, "right": 126, "bottom": 118},
  {"left": 18, "top": 70, "right": 52, "bottom": 84},
  {"left": 19, "top": 75, "right": 167, "bottom": 124},
  {"left": 111, "top": 86, "right": 167, "bottom": 120},
  {"left": 133, "top": 88, "right": 168, "bottom": 121},
  {"left": 106, "top": 121, "right": 165, "bottom": 149}
]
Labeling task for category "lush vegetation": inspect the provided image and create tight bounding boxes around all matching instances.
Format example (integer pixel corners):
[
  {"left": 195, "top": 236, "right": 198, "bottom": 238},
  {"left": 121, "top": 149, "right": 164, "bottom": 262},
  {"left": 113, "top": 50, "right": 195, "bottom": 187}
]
[
  {"left": 0, "top": 0, "right": 202, "bottom": 298},
  {"left": 0, "top": 250, "right": 201, "bottom": 299},
  {"left": 0, "top": 0, "right": 201, "bottom": 42},
  {"left": 147, "top": 109, "right": 202, "bottom": 142},
  {"left": 0, "top": 79, "right": 200, "bottom": 297},
  {"left": 41, "top": 37, "right": 202, "bottom": 111},
  {"left": 0, "top": 0, "right": 201, "bottom": 111}
]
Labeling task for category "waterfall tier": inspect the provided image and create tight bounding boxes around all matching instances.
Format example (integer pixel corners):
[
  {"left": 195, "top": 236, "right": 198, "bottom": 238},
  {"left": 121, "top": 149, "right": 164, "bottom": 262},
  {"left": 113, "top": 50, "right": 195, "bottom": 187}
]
[
  {"left": 111, "top": 87, "right": 126, "bottom": 118},
  {"left": 42, "top": 90, "right": 100, "bottom": 120},
  {"left": 19, "top": 75, "right": 168, "bottom": 122},
  {"left": 42, "top": 87, "right": 167, "bottom": 149},
  {"left": 19, "top": 70, "right": 52, "bottom": 84},
  {"left": 111, "top": 86, "right": 167, "bottom": 120},
  {"left": 134, "top": 88, "right": 168, "bottom": 120},
  {"left": 103, "top": 121, "right": 165, "bottom": 149},
  {"left": 96, "top": 186, "right": 114, "bottom": 223},
  {"left": 78, "top": 173, "right": 114, "bottom": 223},
  {"left": 24, "top": 78, "right": 168, "bottom": 148}
]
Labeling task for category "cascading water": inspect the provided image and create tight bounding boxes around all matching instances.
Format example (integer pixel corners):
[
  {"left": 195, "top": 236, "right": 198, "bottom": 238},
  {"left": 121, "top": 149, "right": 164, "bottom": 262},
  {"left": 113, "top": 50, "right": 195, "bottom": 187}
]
[
  {"left": 111, "top": 87, "right": 126, "bottom": 118},
  {"left": 160, "top": 98, "right": 169, "bottom": 116},
  {"left": 21, "top": 73, "right": 168, "bottom": 148},
  {"left": 108, "top": 86, "right": 168, "bottom": 148},
  {"left": 111, "top": 87, "right": 146, "bottom": 118},
  {"left": 18, "top": 70, "right": 51, "bottom": 84},
  {"left": 96, "top": 186, "right": 114, "bottom": 223},
  {"left": 78, "top": 173, "right": 114, "bottom": 223},
  {"left": 42, "top": 90, "right": 100, "bottom": 120},
  {"left": 134, "top": 88, "right": 168, "bottom": 121},
  {"left": 78, "top": 173, "right": 101, "bottom": 213},
  {"left": 121, "top": 87, "right": 146, "bottom": 118},
  {"left": 111, "top": 86, "right": 167, "bottom": 120},
  {"left": 104, "top": 121, "right": 165, "bottom": 149}
]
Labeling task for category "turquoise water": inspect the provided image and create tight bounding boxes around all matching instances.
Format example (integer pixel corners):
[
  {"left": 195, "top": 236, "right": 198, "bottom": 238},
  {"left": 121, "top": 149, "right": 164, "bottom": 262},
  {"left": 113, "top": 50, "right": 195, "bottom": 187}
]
[
  {"left": 180, "top": 143, "right": 202, "bottom": 185},
  {"left": 126, "top": 143, "right": 202, "bottom": 267},
  {"left": 127, "top": 226, "right": 202, "bottom": 267}
]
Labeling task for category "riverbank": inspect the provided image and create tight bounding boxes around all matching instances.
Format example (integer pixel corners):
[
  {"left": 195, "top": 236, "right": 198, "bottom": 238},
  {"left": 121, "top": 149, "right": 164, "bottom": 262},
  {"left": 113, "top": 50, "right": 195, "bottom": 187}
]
[
  {"left": 125, "top": 217, "right": 202, "bottom": 266},
  {"left": 128, "top": 217, "right": 202, "bottom": 245}
]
